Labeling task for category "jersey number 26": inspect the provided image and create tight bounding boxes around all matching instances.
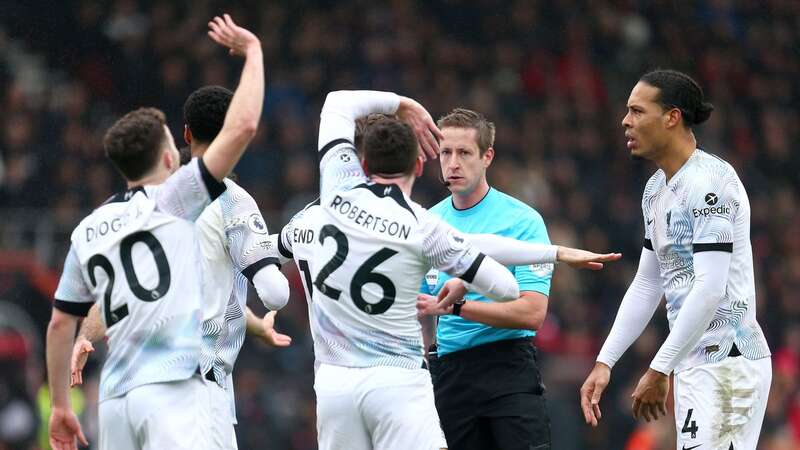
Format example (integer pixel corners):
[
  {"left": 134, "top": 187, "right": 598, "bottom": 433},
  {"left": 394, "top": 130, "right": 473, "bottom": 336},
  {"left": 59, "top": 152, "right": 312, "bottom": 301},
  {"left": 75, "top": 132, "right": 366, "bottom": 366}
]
[{"left": 302, "top": 224, "right": 397, "bottom": 315}]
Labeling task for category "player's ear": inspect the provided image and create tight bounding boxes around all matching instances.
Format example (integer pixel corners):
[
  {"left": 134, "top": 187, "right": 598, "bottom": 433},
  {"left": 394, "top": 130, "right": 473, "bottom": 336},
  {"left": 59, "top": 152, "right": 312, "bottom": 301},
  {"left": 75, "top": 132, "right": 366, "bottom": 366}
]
[
  {"left": 482, "top": 147, "right": 495, "bottom": 168},
  {"left": 163, "top": 146, "right": 176, "bottom": 172},
  {"left": 183, "top": 125, "right": 192, "bottom": 146},
  {"left": 414, "top": 154, "right": 424, "bottom": 177},
  {"left": 664, "top": 108, "right": 682, "bottom": 129}
]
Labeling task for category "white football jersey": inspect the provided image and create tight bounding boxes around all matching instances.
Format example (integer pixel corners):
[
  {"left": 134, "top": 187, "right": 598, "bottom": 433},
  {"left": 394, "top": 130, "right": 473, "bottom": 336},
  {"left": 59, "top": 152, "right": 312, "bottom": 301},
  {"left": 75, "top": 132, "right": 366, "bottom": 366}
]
[
  {"left": 54, "top": 158, "right": 226, "bottom": 400},
  {"left": 305, "top": 130, "right": 486, "bottom": 369},
  {"left": 642, "top": 149, "right": 770, "bottom": 372},
  {"left": 273, "top": 199, "right": 321, "bottom": 305},
  {"left": 195, "top": 178, "right": 276, "bottom": 388}
]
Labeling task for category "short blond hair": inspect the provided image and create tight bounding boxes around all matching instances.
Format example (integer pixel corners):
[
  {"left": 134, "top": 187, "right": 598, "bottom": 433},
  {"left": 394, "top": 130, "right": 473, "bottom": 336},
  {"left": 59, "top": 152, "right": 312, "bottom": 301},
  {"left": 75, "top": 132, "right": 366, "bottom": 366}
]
[{"left": 437, "top": 108, "right": 495, "bottom": 155}]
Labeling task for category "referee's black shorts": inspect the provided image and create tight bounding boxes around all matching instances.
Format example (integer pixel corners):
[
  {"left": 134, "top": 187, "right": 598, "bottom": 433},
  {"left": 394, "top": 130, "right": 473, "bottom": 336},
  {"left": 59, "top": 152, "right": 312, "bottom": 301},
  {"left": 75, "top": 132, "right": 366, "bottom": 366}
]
[{"left": 429, "top": 338, "right": 551, "bottom": 450}]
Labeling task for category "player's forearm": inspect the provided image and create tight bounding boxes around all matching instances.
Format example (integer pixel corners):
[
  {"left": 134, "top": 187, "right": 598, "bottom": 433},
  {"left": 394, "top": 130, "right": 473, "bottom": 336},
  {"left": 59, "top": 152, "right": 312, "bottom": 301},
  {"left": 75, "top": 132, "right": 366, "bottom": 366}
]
[
  {"left": 596, "top": 249, "right": 663, "bottom": 369},
  {"left": 649, "top": 251, "right": 731, "bottom": 374},
  {"left": 47, "top": 310, "right": 79, "bottom": 407},
  {"left": 318, "top": 91, "right": 400, "bottom": 148},
  {"left": 203, "top": 46, "right": 264, "bottom": 180},
  {"left": 419, "top": 315, "right": 436, "bottom": 352},
  {"left": 462, "top": 255, "right": 520, "bottom": 302},
  {"left": 77, "top": 303, "right": 106, "bottom": 343},
  {"left": 459, "top": 292, "right": 547, "bottom": 330},
  {"left": 467, "top": 234, "right": 558, "bottom": 266}
]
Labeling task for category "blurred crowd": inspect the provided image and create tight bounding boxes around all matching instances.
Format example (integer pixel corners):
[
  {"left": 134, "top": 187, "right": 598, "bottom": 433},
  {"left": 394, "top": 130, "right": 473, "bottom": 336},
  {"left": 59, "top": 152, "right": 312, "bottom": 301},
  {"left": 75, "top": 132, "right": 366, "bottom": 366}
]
[{"left": 1, "top": 1, "right": 799, "bottom": 449}]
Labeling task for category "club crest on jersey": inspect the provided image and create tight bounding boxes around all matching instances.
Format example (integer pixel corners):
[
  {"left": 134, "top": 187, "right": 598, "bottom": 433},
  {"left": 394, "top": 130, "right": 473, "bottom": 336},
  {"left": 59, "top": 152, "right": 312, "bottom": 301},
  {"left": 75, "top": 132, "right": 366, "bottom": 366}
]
[
  {"left": 425, "top": 268, "right": 440, "bottom": 291},
  {"left": 247, "top": 213, "right": 268, "bottom": 234}
]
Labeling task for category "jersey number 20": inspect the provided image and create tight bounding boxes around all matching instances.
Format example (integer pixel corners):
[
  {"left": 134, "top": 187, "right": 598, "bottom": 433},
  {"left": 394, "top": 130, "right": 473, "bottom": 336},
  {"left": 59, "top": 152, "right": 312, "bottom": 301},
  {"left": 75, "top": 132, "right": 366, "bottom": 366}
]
[
  {"left": 310, "top": 224, "right": 398, "bottom": 315},
  {"left": 87, "top": 231, "right": 171, "bottom": 328}
]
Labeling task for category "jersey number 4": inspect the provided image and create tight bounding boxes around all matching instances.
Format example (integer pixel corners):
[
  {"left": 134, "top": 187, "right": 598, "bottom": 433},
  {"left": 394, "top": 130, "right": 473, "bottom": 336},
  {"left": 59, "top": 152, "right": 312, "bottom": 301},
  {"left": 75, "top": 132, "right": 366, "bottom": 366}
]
[
  {"left": 87, "top": 231, "right": 171, "bottom": 328},
  {"left": 681, "top": 408, "right": 699, "bottom": 439},
  {"left": 302, "top": 224, "right": 398, "bottom": 315}
]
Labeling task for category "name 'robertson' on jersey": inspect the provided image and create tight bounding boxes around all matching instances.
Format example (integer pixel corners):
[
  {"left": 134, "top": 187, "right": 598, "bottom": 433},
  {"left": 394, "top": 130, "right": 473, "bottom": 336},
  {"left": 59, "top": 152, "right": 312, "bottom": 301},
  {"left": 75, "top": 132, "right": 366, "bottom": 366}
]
[{"left": 328, "top": 193, "right": 412, "bottom": 240}]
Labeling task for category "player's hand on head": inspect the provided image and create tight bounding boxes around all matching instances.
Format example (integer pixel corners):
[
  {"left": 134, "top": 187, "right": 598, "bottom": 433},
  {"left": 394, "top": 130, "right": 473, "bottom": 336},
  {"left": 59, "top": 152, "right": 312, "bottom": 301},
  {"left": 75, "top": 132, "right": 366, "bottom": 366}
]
[
  {"left": 557, "top": 247, "right": 623, "bottom": 270},
  {"left": 631, "top": 368, "right": 669, "bottom": 423},
  {"left": 397, "top": 96, "right": 443, "bottom": 162},
  {"left": 416, "top": 294, "right": 452, "bottom": 317},
  {"left": 49, "top": 407, "right": 88, "bottom": 450},
  {"left": 70, "top": 337, "right": 94, "bottom": 387},
  {"left": 580, "top": 362, "right": 611, "bottom": 427},
  {"left": 208, "top": 13, "right": 260, "bottom": 57},
  {"left": 259, "top": 311, "right": 292, "bottom": 347}
]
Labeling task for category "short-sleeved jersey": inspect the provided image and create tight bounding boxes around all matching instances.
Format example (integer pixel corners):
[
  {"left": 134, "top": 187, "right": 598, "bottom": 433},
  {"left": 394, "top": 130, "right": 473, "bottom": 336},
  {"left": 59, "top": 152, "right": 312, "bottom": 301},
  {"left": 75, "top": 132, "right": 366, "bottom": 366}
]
[
  {"left": 420, "top": 188, "right": 552, "bottom": 356},
  {"left": 54, "top": 158, "right": 226, "bottom": 400},
  {"left": 309, "top": 135, "right": 486, "bottom": 369},
  {"left": 195, "top": 179, "right": 276, "bottom": 394},
  {"left": 642, "top": 149, "right": 770, "bottom": 372}
]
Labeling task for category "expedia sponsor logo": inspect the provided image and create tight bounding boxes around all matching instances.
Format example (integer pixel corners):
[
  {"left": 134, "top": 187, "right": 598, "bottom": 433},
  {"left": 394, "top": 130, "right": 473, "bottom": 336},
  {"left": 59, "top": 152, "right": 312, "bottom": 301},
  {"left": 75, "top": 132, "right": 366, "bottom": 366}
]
[
  {"left": 704, "top": 192, "right": 718, "bottom": 206},
  {"left": 692, "top": 204, "right": 731, "bottom": 218}
]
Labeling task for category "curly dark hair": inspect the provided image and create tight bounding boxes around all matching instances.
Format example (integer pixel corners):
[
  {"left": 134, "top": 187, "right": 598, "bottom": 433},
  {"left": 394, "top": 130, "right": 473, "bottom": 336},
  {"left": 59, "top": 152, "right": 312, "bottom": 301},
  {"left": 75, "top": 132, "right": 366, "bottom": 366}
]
[
  {"left": 183, "top": 85, "right": 233, "bottom": 143},
  {"left": 103, "top": 107, "right": 168, "bottom": 181}
]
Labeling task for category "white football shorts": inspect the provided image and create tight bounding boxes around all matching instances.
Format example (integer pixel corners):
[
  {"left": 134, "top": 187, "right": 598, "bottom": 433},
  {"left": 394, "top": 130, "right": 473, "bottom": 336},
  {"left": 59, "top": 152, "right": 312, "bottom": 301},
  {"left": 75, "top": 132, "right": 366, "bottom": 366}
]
[
  {"left": 98, "top": 375, "right": 211, "bottom": 450},
  {"left": 314, "top": 363, "right": 448, "bottom": 450},
  {"left": 673, "top": 355, "right": 771, "bottom": 450},
  {"left": 206, "top": 377, "right": 238, "bottom": 450}
]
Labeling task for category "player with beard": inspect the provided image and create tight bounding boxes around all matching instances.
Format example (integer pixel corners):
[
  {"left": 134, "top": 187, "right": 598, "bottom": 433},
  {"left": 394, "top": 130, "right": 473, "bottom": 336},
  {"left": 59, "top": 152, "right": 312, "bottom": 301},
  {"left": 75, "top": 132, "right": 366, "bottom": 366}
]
[{"left": 580, "top": 70, "right": 771, "bottom": 450}]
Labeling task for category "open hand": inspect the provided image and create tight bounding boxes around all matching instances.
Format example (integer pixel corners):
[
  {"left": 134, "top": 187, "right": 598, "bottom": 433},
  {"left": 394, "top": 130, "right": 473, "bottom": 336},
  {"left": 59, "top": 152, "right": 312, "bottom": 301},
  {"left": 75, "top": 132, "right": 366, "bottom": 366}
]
[
  {"left": 208, "top": 14, "right": 260, "bottom": 57},
  {"left": 257, "top": 311, "right": 292, "bottom": 347},
  {"left": 397, "top": 96, "right": 444, "bottom": 161},
  {"left": 557, "top": 247, "right": 622, "bottom": 270}
]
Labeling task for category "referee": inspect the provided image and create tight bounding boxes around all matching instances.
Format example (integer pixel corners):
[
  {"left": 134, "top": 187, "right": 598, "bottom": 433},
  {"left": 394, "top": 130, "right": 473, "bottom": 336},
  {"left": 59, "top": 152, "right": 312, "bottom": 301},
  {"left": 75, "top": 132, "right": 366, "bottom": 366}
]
[{"left": 419, "top": 108, "right": 552, "bottom": 449}]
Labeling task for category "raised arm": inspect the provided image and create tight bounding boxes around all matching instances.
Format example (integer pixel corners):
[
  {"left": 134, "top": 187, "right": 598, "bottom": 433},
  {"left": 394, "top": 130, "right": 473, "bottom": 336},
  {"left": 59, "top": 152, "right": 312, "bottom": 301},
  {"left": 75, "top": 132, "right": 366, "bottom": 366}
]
[
  {"left": 201, "top": 14, "right": 264, "bottom": 181},
  {"left": 318, "top": 91, "right": 442, "bottom": 197},
  {"left": 317, "top": 91, "right": 400, "bottom": 197}
]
